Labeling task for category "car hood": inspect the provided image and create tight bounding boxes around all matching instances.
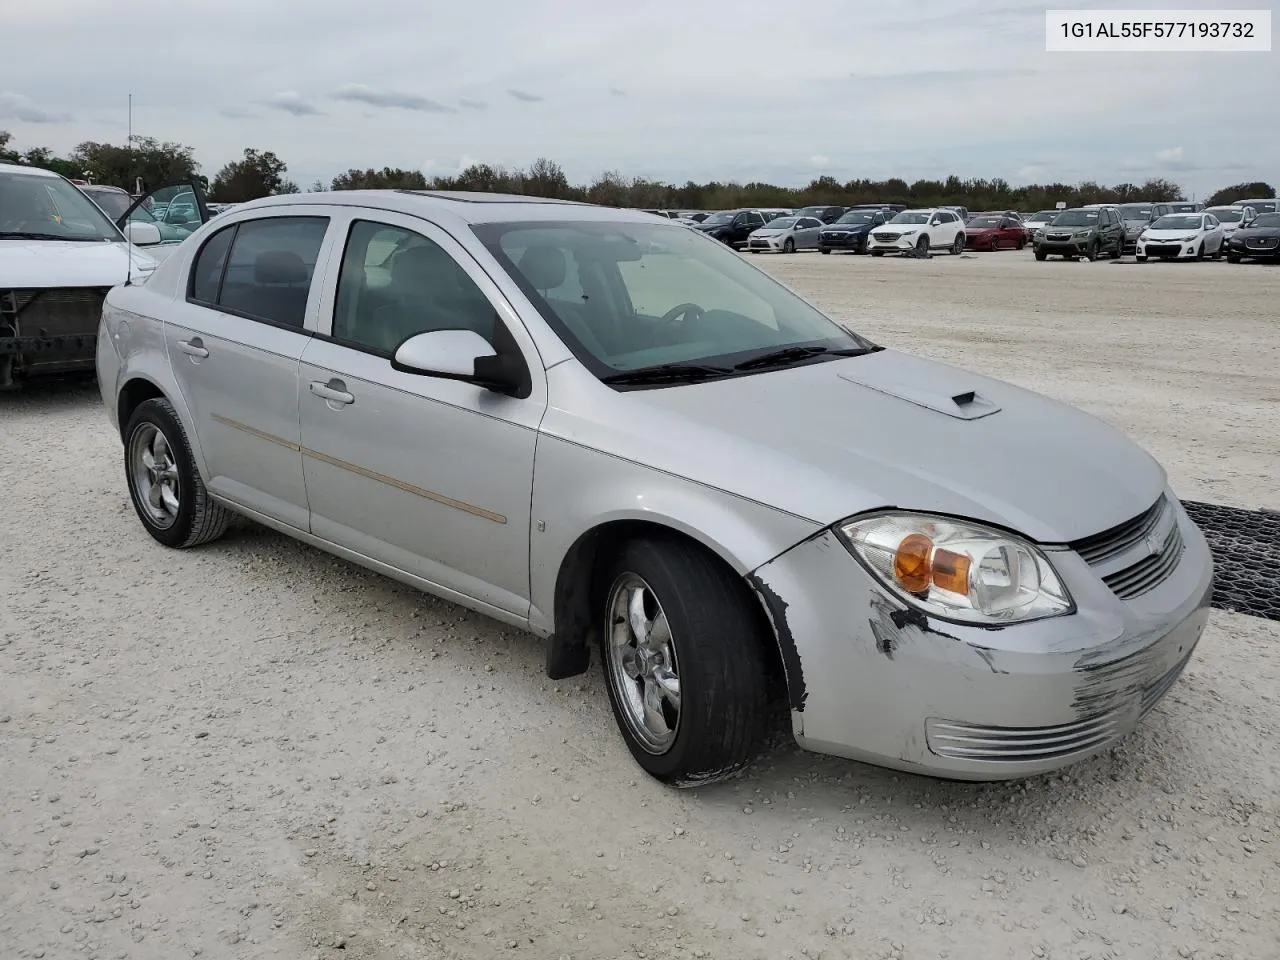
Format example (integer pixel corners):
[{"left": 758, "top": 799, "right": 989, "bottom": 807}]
[
  {"left": 1143, "top": 228, "right": 1204, "bottom": 239},
  {"left": 694, "top": 222, "right": 730, "bottom": 232},
  {"left": 1233, "top": 226, "right": 1280, "bottom": 240},
  {"left": 824, "top": 223, "right": 874, "bottom": 232},
  {"left": 750, "top": 228, "right": 786, "bottom": 236},
  {"left": 552, "top": 349, "right": 1165, "bottom": 544},
  {"left": 0, "top": 239, "right": 156, "bottom": 287}
]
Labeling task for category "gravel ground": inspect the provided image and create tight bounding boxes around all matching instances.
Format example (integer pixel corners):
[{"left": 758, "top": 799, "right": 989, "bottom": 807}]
[{"left": 2, "top": 251, "right": 1278, "bottom": 960}]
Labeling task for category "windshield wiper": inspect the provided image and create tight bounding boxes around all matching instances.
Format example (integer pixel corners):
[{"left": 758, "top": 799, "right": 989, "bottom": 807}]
[
  {"left": 731, "top": 344, "right": 882, "bottom": 372},
  {"left": 600, "top": 362, "right": 734, "bottom": 386},
  {"left": 0, "top": 231, "right": 102, "bottom": 241}
]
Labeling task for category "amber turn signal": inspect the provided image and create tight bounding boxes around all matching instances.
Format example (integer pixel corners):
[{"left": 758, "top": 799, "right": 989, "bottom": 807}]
[{"left": 892, "top": 536, "right": 972, "bottom": 596}]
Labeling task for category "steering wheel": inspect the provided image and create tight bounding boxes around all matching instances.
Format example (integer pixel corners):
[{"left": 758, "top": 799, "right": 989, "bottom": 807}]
[{"left": 659, "top": 302, "right": 705, "bottom": 327}]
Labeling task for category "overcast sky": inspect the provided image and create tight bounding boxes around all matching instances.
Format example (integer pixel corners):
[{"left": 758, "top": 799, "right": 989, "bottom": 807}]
[{"left": 2, "top": 0, "right": 1275, "bottom": 197}]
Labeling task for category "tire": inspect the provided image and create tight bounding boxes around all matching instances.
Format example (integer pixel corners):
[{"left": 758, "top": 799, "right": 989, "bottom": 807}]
[
  {"left": 870, "top": 250, "right": 884, "bottom": 257},
  {"left": 1111, "top": 237, "right": 1124, "bottom": 259},
  {"left": 915, "top": 236, "right": 930, "bottom": 257},
  {"left": 820, "top": 248, "right": 831, "bottom": 255},
  {"left": 783, "top": 238, "right": 795, "bottom": 254},
  {"left": 951, "top": 233, "right": 965, "bottom": 255},
  {"left": 1085, "top": 240, "right": 1099, "bottom": 261},
  {"left": 1136, "top": 255, "right": 1148, "bottom": 262},
  {"left": 1034, "top": 249, "right": 1047, "bottom": 261},
  {"left": 1195, "top": 242, "right": 1204, "bottom": 261},
  {"left": 123, "top": 397, "right": 232, "bottom": 549},
  {"left": 598, "top": 537, "right": 769, "bottom": 786},
  {"left": 1227, "top": 253, "right": 1240, "bottom": 263},
  {"left": 1017, "top": 239, "right": 1026, "bottom": 250}
]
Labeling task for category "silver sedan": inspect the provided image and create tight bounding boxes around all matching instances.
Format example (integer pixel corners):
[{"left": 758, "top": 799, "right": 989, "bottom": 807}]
[
  {"left": 744, "top": 215, "right": 824, "bottom": 253},
  {"left": 97, "top": 190, "right": 1213, "bottom": 786}
]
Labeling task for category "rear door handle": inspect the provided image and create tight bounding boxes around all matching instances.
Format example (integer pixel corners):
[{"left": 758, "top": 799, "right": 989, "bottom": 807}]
[
  {"left": 179, "top": 337, "right": 209, "bottom": 359},
  {"left": 309, "top": 379, "right": 354, "bottom": 405}
]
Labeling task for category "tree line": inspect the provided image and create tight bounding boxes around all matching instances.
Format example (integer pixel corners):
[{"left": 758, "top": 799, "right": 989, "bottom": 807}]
[{"left": 2, "top": 130, "right": 1274, "bottom": 211}]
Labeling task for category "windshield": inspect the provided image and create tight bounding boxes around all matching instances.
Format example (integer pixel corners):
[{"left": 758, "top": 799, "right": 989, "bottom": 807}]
[
  {"left": 798, "top": 207, "right": 829, "bottom": 217},
  {"left": 0, "top": 170, "right": 122, "bottom": 241},
  {"left": 1031, "top": 211, "right": 1059, "bottom": 221},
  {"left": 1167, "top": 203, "right": 1198, "bottom": 213},
  {"left": 1150, "top": 215, "right": 1203, "bottom": 230},
  {"left": 1206, "top": 207, "right": 1244, "bottom": 223},
  {"left": 81, "top": 187, "right": 132, "bottom": 220},
  {"left": 701, "top": 212, "right": 734, "bottom": 226},
  {"left": 966, "top": 217, "right": 1002, "bottom": 228},
  {"left": 1242, "top": 200, "right": 1277, "bottom": 213},
  {"left": 1248, "top": 213, "right": 1280, "bottom": 228},
  {"left": 762, "top": 217, "right": 797, "bottom": 229},
  {"left": 474, "top": 220, "right": 874, "bottom": 377},
  {"left": 1051, "top": 211, "right": 1098, "bottom": 227},
  {"left": 889, "top": 211, "right": 930, "bottom": 225},
  {"left": 835, "top": 211, "right": 876, "bottom": 224},
  {"left": 1119, "top": 204, "right": 1154, "bottom": 220}
]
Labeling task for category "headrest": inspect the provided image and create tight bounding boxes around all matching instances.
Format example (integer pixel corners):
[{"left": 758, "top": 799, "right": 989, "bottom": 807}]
[
  {"left": 254, "top": 250, "right": 308, "bottom": 285},
  {"left": 518, "top": 244, "right": 566, "bottom": 292},
  {"left": 390, "top": 244, "right": 462, "bottom": 294}
]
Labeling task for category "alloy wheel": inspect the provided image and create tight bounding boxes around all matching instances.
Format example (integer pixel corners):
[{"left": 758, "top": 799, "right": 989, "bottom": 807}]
[{"left": 604, "top": 573, "right": 681, "bottom": 754}]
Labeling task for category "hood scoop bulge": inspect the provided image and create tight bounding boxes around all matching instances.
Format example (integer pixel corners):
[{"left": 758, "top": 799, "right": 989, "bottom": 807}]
[{"left": 836, "top": 356, "right": 1002, "bottom": 420}]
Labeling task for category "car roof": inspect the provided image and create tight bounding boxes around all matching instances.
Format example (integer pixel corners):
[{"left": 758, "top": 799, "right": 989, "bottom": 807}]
[
  {"left": 228, "top": 189, "right": 660, "bottom": 226},
  {"left": 0, "top": 161, "right": 61, "bottom": 179}
]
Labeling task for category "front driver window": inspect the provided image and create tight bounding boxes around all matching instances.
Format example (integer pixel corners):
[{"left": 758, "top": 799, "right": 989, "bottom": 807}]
[{"left": 332, "top": 220, "right": 497, "bottom": 355}]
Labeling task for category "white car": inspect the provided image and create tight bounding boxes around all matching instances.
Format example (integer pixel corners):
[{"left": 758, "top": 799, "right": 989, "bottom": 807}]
[
  {"left": 0, "top": 162, "right": 157, "bottom": 387},
  {"left": 1204, "top": 205, "right": 1255, "bottom": 246},
  {"left": 867, "top": 208, "right": 966, "bottom": 256},
  {"left": 1135, "top": 212, "right": 1225, "bottom": 261}
]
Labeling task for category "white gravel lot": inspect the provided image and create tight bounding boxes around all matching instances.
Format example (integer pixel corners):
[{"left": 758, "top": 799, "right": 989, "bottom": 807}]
[{"left": 2, "top": 251, "right": 1277, "bottom": 960}]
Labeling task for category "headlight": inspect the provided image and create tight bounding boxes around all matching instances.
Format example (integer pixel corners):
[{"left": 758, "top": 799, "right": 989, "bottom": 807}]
[
  {"left": 1179, "top": 235, "right": 1197, "bottom": 242},
  {"left": 1073, "top": 230, "right": 1092, "bottom": 239},
  {"left": 837, "top": 512, "right": 1073, "bottom": 624},
  {"left": 899, "top": 228, "right": 918, "bottom": 235}
]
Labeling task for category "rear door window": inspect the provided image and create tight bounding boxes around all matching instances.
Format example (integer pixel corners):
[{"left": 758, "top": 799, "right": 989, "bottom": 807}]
[{"left": 210, "top": 217, "right": 330, "bottom": 329}]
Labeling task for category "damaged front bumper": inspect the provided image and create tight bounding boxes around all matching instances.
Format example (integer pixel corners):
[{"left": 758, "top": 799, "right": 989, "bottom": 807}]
[{"left": 748, "top": 504, "right": 1214, "bottom": 780}]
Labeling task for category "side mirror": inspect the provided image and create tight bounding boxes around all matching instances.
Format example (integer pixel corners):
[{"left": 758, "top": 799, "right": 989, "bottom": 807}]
[
  {"left": 392, "top": 329, "right": 525, "bottom": 396},
  {"left": 123, "top": 221, "right": 162, "bottom": 246}
]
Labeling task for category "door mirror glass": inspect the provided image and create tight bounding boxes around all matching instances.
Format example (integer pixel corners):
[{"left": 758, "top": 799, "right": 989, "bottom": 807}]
[
  {"left": 123, "top": 221, "right": 163, "bottom": 246},
  {"left": 393, "top": 329, "right": 496, "bottom": 378}
]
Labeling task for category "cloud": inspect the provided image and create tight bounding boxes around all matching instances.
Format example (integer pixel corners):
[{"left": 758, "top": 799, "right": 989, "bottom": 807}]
[
  {"left": 1155, "top": 146, "right": 1184, "bottom": 163},
  {"left": 458, "top": 97, "right": 486, "bottom": 110},
  {"left": 332, "top": 84, "right": 454, "bottom": 112},
  {"left": 810, "top": 155, "right": 831, "bottom": 168},
  {"left": 507, "top": 88, "right": 543, "bottom": 103},
  {"left": 218, "top": 106, "right": 258, "bottom": 119},
  {"left": 609, "top": 87, "right": 626, "bottom": 97},
  {"left": 0, "top": 91, "right": 70, "bottom": 123},
  {"left": 264, "top": 91, "right": 323, "bottom": 116}
]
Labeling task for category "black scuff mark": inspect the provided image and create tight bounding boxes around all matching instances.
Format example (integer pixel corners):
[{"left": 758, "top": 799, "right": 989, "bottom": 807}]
[
  {"left": 747, "top": 573, "right": 807, "bottom": 712},
  {"left": 971, "top": 645, "right": 1010, "bottom": 675},
  {"left": 869, "top": 593, "right": 905, "bottom": 659}
]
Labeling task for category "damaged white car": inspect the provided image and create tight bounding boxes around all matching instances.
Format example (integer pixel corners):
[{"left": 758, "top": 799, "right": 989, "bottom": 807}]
[{"left": 97, "top": 190, "right": 1214, "bottom": 785}]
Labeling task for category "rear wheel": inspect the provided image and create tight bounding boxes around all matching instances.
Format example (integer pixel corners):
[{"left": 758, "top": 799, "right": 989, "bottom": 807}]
[
  {"left": 123, "top": 397, "right": 231, "bottom": 549},
  {"left": 599, "top": 537, "right": 769, "bottom": 786}
]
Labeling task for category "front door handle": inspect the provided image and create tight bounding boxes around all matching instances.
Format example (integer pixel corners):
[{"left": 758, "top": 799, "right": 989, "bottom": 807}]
[
  {"left": 179, "top": 337, "right": 209, "bottom": 359},
  {"left": 309, "top": 378, "right": 354, "bottom": 405}
]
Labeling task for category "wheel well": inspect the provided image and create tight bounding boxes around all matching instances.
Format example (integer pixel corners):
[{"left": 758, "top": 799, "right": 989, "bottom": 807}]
[
  {"left": 116, "top": 378, "right": 165, "bottom": 438},
  {"left": 545, "top": 520, "right": 788, "bottom": 698}
]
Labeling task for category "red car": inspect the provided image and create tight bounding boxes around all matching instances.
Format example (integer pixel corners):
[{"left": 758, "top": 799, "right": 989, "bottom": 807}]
[{"left": 964, "top": 213, "right": 1027, "bottom": 251}]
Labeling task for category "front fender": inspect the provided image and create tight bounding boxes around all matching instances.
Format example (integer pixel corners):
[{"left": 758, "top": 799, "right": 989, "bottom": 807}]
[{"left": 528, "top": 432, "right": 819, "bottom": 636}]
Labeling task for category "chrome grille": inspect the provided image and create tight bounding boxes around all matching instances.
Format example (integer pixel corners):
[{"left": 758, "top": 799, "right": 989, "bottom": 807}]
[
  {"left": 925, "top": 710, "right": 1126, "bottom": 762},
  {"left": 1246, "top": 237, "right": 1278, "bottom": 248},
  {"left": 872, "top": 231, "right": 899, "bottom": 242},
  {"left": 1071, "top": 495, "right": 1185, "bottom": 600}
]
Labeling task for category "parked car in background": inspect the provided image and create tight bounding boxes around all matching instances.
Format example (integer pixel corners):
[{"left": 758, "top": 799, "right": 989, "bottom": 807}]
[
  {"left": 96, "top": 188, "right": 1213, "bottom": 786},
  {"left": 1166, "top": 202, "right": 1204, "bottom": 214},
  {"left": 941, "top": 205, "right": 970, "bottom": 222},
  {"left": 0, "top": 162, "right": 157, "bottom": 388},
  {"left": 1233, "top": 197, "right": 1278, "bottom": 215},
  {"left": 1203, "top": 205, "right": 1255, "bottom": 246},
  {"left": 745, "top": 215, "right": 824, "bottom": 253},
  {"left": 797, "top": 205, "right": 847, "bottom": 224},
  {"left": 1033, "top": 207, "right": 1125, "bottom": 261},
  {"left": 693, "top": 209, "right": 767, "bottom": 249},
  {"left": 760, "top": 208, "right": 795, "bottom": 222},
  {"left": 818, "top": 207, "right": 889, "bottom": 254},
  {"left": 79, "top": 183, "right": 134, "bottom": 220},
  {"left": 963, "top": 213, "right": 1027, "bottom": 251},
  {"left": 868, "top": 208, "right": 966, "bottom": 256},
  {"left": 1114, "top": 203, "right": 1170, "bottom": 253},
  {"left": 1135, "top": 212, "right": 1224, "bottom": 261},
  {"left": 1224, "top": 211, "right": 1280, "bottom": 262},
  {"left": 1022, "top": 210, "right": 1061, "bottom": 234}
]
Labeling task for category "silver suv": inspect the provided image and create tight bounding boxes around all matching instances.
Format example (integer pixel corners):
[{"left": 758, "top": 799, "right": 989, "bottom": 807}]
[{"left": 98, "top": 189, "right": 1213, "bottom": 786}]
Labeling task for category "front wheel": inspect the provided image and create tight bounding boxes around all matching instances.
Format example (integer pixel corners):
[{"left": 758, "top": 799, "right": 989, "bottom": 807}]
[
  {"left": 1227, "top": 253, "right": 1240, "bottom": 263},
  {"left": 1112, "top": 238, "right": 1124, "bottom": 259},
  {"left": 123, "top": 397, "right": 232, "bottom": 549},
  {"left": 1136, "top": 255, "right": 1148, "bottom": 262},
  {"left": 783, "top": 238, "right": 795, "bottom": 254},
  {"left": 951, "top": 234, "right": 965, "bottom": 255},
  {"left": 915, "top": 236, "right": 930, "bottom": 257},
  {"left": 870, "top": 250, "right": 884, "bottom": 257},
  {"left": 1034, "top": 249, "right": 1047, "bottom": 261},
  {"left": 820, "top": 247, "right": 831, "bottom": 255},
  {"left": 1085, "top": 240, "right": 1099, "bottom": 261},
  {"left": 599, "top": 538, "right": 769, "bottom": 786}
]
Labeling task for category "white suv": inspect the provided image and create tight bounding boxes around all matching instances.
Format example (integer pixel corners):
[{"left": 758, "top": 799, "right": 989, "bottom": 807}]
[{"left": 867, "top": 208, "right": 966, "bottom": 256}]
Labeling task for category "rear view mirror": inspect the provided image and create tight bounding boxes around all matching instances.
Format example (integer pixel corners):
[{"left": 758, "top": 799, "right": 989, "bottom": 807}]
[{"left": 123, "top": 221, "right": 162, "bottom": 246}]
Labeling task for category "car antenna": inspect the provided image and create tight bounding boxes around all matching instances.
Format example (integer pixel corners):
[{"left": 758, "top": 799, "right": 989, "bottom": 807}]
[{"left": 123, "top": 93, "right": 134, "bottom": 286}]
